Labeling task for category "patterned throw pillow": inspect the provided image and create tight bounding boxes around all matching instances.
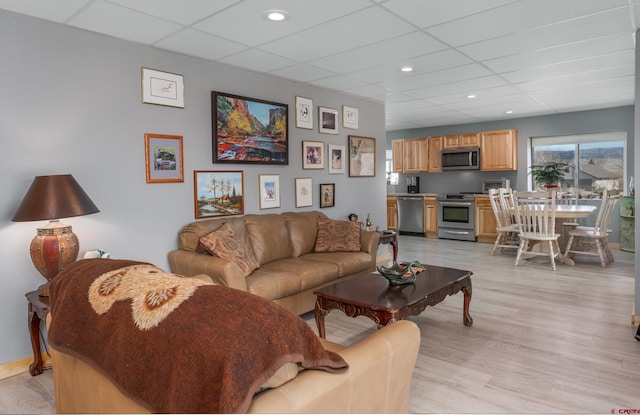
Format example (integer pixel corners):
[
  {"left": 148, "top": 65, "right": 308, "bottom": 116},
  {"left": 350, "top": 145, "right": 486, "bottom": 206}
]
[
  {"left": 199, "top": 223, "right": 259, "bottom": 277},
  {"left": 314, "top": 217, "right": 361, "bottom": 253}
]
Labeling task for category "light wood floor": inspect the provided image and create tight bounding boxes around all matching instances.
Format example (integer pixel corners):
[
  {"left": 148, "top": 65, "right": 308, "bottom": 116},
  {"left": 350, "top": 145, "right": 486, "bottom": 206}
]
[{"left": 1, "top": 235, "right": 638, "bottom": 414}]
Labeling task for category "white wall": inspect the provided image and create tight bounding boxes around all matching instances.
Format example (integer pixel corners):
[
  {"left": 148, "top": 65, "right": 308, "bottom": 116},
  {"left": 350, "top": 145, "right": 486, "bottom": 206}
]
[{"left": 0, "top": 10, "right": 386, "bottom": 365}]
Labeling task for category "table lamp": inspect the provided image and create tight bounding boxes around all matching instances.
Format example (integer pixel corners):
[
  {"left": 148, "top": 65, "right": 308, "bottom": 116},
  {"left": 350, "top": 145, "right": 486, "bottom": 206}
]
[{"left": 12, "top": 174, "right": 100, "bottom": 296}]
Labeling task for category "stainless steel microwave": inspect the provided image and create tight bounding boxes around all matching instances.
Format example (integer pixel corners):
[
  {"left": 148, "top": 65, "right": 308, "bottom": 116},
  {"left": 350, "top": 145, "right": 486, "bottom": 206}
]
[{"left": 441, "top": 147, "right": 480, "bottom": 171}]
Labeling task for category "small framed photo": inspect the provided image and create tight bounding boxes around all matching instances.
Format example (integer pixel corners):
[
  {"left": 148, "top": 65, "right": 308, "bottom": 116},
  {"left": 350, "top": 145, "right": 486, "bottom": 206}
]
[
  {"left": 194, "top": 170, "right": 244, "bottom": 219},
  {"left": 295, "top": 178, "right": 313, "bottom": 208},
  {"left": 258, "top": 174, "right": 280, "bottom": 209},
  {"left": 144, "top": 133, "right": 184, "bottom": 183},
  {"left": 320, "top": 183, "right": 335, "bottom": 208},
  {"left": 328, "top": 144, "right": 345, "bottom": 174},
  {"left": 141, "top": 67, "right": 184, "bottom": 108},
  {"left": 302, "top": 141, "right": 325, "bottom": 169},
  {"left": 295, "top": 96, "right": 313, "bottom": 129},
  {"left": 319, "top": 107, "right": 338, "bottom": 134},
  {"left": 349, "top": 135, "right": 376, "bottom": 177},
  {"left": 342, "top": 105, "right": 358, "bottom": 129}
]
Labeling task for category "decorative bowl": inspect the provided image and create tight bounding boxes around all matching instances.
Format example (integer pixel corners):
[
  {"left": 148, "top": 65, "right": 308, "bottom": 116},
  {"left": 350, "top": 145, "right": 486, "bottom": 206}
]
[{"left": 376, "top": 261, "right": 421, "bottom": 285}]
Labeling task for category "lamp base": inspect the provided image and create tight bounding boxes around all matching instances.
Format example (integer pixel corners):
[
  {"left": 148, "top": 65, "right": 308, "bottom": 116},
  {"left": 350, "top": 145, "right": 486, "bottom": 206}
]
[{"left": 29, "top": 220, "right": 80, "bottom": 287}]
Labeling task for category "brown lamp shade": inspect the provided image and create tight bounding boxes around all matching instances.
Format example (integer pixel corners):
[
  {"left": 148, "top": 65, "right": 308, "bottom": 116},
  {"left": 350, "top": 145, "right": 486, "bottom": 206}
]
[{"left": 12, "top": 174, "right": 100, "bottom": 222}]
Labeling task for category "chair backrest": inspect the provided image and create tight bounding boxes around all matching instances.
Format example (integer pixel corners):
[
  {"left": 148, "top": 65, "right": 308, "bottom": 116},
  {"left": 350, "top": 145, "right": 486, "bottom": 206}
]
[
  {"left": 513, "top": 190, "right": 557, "bottom": 237},
  {"left": 592, "top": 189, "right": 618, "bottom": 235},
  {"left": 558, "top": 187, "right": 579, "bottom": 206},
  {"left": 488, "top": 188, "right": 508, "bottom": 228},
  {"left": 498, "top": 188, "right": 516, "bottom": 225}
]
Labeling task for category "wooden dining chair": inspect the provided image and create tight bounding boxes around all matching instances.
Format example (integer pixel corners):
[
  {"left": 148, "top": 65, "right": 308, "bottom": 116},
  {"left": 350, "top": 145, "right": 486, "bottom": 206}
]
[
  {"left": 563, "top": 189, "right": 619, "bottom": 268},
  {"left": 488, "top": 188, "right": 519, "bottom": 255},
  {"left": 513, "top": 190, "right": 563, "bottom": 271},
  {"left": 557, "top": 187, "right": 580, "bottom": 227}
]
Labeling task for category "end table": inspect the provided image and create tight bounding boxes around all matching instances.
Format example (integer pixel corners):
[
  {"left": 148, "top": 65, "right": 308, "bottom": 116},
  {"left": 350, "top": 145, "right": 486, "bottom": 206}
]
[
  {"left": 25, "top": 291, "right": 51, "bottom": 376},
  {"left": 377, "top": 231, "right": 398, "bottom": 262}
]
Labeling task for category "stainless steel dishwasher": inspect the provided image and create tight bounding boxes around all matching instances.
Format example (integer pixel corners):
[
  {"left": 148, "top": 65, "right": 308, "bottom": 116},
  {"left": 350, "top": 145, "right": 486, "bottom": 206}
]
[{"left": 397, "top": 196, "right": 425, "bottom": 235}]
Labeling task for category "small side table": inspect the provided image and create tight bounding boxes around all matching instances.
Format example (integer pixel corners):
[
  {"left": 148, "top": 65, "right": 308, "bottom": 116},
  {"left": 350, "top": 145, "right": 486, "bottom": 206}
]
[
  {"left": 377, "top": 231, "right": 399, "bottom": 262},
  {"left": 25, "top": 291, "right": 51, "bottom": 376}
]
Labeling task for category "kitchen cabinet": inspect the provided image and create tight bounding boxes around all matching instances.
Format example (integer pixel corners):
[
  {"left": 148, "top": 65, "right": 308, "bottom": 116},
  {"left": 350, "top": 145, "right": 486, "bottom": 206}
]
[
  {"left": 480, "top": 129, "right": 517, "bottom": 171},
  {"left": 427, "top": 136, "right": 442, "bottom": 172},
  {"left": 475, "top": 195, "right": 498, "bottom": 243},
  {"left": 403, "top": 138, "right": 429, "bottom": 172},
  {"left": 442, "top": 133, "right": 480, "bottom": 149},
  {"left": 424, "top": 196, "right": 438, "bottom": 238},
  {"left": 387, "top": 196, "right": 397, "bottom": 230},
  {"left": 391, "top": 140, "right": 404, "bottom": 173}
]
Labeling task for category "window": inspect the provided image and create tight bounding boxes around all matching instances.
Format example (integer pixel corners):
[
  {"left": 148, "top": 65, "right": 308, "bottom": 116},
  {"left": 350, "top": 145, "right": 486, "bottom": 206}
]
[
  {"left": 386, "top": 149, "right": 399, "bottom": 185},
  {"left": 530, "top": 132, "right": 626, "bottom": 196}
]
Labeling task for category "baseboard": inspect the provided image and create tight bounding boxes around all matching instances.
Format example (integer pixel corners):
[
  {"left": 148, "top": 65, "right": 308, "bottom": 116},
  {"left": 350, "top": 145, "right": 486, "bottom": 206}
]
[{"left": 0, "top": 353, "right": 51, "bottom": 380}]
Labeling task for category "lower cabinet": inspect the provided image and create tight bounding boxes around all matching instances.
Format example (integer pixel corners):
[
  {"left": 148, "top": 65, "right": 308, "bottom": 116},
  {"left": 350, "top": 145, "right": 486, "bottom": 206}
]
[
  {"left": 475, "top": 195, "right": 497, "bottom": 243},
  {"left": 424, "top": 196, "right": 437, "bottom": 238},
  {"left": 387, "top": 196, "right": 397, "bottom": 230}
]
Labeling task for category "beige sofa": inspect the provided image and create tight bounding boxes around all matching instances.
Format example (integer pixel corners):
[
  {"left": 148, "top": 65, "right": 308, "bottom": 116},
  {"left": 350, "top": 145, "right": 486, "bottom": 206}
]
[
  {"left": 168, "top": 211, "right": 380, "bottom": 315},
  {"left": 50, "top": 319, "right": 421, "bottom": 413}
]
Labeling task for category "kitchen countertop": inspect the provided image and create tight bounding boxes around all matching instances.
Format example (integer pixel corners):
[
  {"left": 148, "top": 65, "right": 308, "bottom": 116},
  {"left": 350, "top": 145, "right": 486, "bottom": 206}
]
[{"left": 388, "top": 193, "right": 487, "bottom": 197}]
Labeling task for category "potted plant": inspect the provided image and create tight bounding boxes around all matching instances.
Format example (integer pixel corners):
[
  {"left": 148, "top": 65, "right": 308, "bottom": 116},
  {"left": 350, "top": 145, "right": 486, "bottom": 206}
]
[{"left": 529, "top": 162, "right": 572, "bottom": 188}]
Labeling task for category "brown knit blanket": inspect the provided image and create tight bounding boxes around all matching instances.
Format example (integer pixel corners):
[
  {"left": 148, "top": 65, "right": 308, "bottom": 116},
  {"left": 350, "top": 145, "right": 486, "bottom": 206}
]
[{"left": 48, "top": 259, "right": 348, "bottom": 413}]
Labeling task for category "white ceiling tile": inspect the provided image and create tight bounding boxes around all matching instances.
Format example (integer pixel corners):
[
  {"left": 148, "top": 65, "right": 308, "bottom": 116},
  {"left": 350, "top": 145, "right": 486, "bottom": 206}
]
[
  {"left": 68, "top": 1, "right": 182, "bottom": 44},
  {"left": 428, "top": 85, "right": 522, "bottom": 105},
  {"left": 268, "top": 64, "right": 335, "bottom": 83},
  {"left": 408, "top": 76, "right": 509, "bottom": 100},
  {"left": 107, "top": 0, "right": 239, "bottom": 25},
  {"left": 345, "top": 84, "right": 389, "bottom": 98},
  {"left": 154, "top": 28, "right": 248, "bottom": 61},
  {"left": 428, "top": 0, "right": 629, "bottom": 47},
  {"left": 194, "top": 0, "right": 371, "bottom": 47},
  {"left": 516, "top": 66, "right": 634, "bottom": 92},
  {"left": 308, "top": 75, "right": 367, "bottom": 91},
  {"left": 259, "top": 7, "right": 415, "bottom": 61},
  {"left": 0, "top": 0, "right": 89, "bottom": 22},
  {"left": 218, "top": 49, "right": 296, "bottom": 73},
  {"left": 383, "top": 63, "right": 493, "bottom": 92},
  {"left": 458, "top": 7, "right": 633, "bottom": 61},
  {"left": 381, "top": 0, "right": 516, "bottom": 28},
  {"left": 483, "top": 33, "right": 634, "bottom": 73},
  {"left": 309, "top": 31, "right": 447, "bottom": 73}
]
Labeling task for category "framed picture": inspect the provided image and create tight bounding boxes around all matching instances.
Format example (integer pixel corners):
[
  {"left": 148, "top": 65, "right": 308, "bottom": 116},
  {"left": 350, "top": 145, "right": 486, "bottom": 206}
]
[
  {"left": 319, "top": 106, "right": 338, "bottom": 134},
  {"left": 349, "top": 135, "right": 376, "bottom": 177},
  {"left": 319, "top": 183, "right": 335, "bottom": 208},
  {"left": 342, "top": 105, "right": 358, "bottom": 129},
  {"left": 258, "top": 174, "right": 280, "bottom": 209},
  {"left": 141, "top": 67, "right": 184, "bottom": 108},
  {"left": 212, "top": 91, "right": 288, "bottom": 165},
  {"left": 144, "top": 133, "right": 184, "bottom": 183},
  {"left": 295, "top": 178, "right": 313, "bottom": 208},
  {"left": 193, "top": 170, "right": 244, "bottom": 219},
  {"left": 295, "top": 96, "right": 313, "bottom": 129},
  {"left": 302, "top": 141, "right": 325, "bottom": 169},
  {"left": 328, "top": 144, "right": 345, "bottom": 174}
]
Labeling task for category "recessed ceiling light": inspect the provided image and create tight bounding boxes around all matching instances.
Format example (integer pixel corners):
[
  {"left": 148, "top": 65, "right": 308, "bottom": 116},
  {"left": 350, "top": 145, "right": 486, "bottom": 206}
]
[
  {"left": 505, "top": 110, "right": 514, "bottom": 114},
  {"left": 264, "top": 10, "right": 288, "bottom": 21},
  {"left": 401, "top": 66, "right": 414, "bottom": 72},
  {"left": 466, "top": 94, "right": 476, "bottom": 99}
]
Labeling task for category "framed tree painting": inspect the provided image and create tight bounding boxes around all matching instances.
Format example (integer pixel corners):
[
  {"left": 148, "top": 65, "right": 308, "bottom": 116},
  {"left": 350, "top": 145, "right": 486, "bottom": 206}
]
[
  {"left": 348, "top": 135, "right": 376, "bottom": 177},
  {"left": 144, "top": 133, "right": 184, "bottom": 183},
  {"left": 193, "top": 170, "right": 244, "bottom": 219},
  {"left": 212, "top": 91, "right": 288, "bottom": 164}
]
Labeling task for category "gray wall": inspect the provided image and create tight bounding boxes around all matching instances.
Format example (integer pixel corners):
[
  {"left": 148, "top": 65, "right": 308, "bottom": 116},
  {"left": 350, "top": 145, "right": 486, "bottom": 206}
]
[{"left": 0, "top": 10, "right": 386, "bottom": 365}]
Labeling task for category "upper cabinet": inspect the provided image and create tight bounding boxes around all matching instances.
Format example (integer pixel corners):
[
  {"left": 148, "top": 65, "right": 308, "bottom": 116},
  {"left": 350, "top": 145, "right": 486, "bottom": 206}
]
[
  {"left": 442, "top": 133, "right": 480, "bottom": 149},
  {"left": 403, "top": 138, "right": 429, "bottom": 172},
  {"left": 427, "top": 136, "right": 442, "bottom": 172},
  {"left": 392, "top": 140, "right": 404, "bottom": 173},
  {"left": 480, "top": 129, "right": 517, "bottom": 171}
]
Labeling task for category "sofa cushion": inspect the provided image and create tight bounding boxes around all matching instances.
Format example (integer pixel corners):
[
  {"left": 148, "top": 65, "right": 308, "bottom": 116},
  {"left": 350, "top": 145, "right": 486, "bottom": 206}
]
[
  {"left": 244, "top": 214, "right": 293, "bottom": 265},
  {"left": 199, "top": 222, "right": 260, "bottom": 277},
  {"left": 302, "top": 251, "right": 372, "bottom": 278},
  {"left": 179, "top": 217, "right": 249, "bottom": 252},
  {"left": 315, "top": 217, "right": 361, "bottom": 253},
  {"left": 283, "top": 211, "right": 325, "bottom": 257},
  {"left": 246, "top": 259, "right": 338, "bottom": 300}
]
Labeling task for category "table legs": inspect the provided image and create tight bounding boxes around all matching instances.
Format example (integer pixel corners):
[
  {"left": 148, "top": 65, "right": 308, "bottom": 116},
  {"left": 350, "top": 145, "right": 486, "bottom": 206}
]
[
  {"left": 27, "top": 304, "right": 45, "bottom": 376},
  {"left": 461, "top": 285, "right": 473, "bottom": 326}
]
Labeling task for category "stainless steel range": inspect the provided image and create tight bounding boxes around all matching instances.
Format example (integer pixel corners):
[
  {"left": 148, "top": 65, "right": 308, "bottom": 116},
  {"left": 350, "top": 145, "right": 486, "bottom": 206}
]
[{"left": 437, "top": 193, "right": 476, "bottom": 241}]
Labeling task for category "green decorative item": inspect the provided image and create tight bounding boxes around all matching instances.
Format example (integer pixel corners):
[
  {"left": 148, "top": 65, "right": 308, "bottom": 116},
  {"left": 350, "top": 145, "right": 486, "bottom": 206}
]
[
  {"left": 529, "top": 162, "right": 572, "bottom": 188},
  {"left": 376, "top": 261, "right": 421, "bottom": 285}
]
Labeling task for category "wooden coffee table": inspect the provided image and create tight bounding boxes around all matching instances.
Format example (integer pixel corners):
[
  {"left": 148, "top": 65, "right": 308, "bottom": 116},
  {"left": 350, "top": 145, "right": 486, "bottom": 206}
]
[{"left": 313, "top": 264, "right": 473, "bottom": 339}]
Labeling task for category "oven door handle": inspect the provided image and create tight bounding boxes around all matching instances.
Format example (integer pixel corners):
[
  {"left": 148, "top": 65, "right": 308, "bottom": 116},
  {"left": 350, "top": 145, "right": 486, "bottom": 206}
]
[{"left": 439, "top": 202, "right": 473, "bottom": 207}]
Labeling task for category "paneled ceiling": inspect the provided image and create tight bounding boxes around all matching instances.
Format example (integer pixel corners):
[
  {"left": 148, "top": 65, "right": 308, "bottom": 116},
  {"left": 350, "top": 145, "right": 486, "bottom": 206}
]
[{"left": 1, "top": 0, "right": 638, "bottom": 131}]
